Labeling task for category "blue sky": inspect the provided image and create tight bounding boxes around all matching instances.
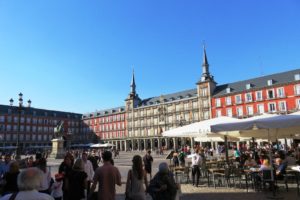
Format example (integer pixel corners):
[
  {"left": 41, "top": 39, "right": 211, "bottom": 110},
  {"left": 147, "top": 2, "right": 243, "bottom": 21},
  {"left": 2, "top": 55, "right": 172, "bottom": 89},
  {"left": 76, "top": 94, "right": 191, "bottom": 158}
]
[{"left": 0, "top": 0, "right": 299, "bottom": 114}]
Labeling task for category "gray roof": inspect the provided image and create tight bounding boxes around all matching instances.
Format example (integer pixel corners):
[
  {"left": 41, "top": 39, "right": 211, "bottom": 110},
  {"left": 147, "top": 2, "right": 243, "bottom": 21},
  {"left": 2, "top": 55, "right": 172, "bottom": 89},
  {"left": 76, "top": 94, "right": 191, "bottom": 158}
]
[
  {"left": 213, "top": 68, "right": 300, "bottom": 97},
  {"left": 138, "top": 88, "right": 198, "bottom": 107},
  {"left": 82, "top": 106, "right": 126, "bottom": 119},
  {"left": 0, "top": 104, "right": 82, "bottom": 119}
]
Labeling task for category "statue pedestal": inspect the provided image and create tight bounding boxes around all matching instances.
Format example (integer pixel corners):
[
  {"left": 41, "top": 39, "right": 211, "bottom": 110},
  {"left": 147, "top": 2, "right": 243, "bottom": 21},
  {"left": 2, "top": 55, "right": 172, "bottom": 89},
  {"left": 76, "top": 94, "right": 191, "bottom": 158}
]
[{"left": 49, "top": 138, "right": 65, "bottom": 159}]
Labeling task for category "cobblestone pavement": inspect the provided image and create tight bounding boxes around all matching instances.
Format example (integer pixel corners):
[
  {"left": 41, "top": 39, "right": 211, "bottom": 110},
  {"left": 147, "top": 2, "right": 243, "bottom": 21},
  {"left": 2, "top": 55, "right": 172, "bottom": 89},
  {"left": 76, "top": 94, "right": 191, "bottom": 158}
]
[{"left": 46, "top": 151, "right": 299, "bottom": 200}]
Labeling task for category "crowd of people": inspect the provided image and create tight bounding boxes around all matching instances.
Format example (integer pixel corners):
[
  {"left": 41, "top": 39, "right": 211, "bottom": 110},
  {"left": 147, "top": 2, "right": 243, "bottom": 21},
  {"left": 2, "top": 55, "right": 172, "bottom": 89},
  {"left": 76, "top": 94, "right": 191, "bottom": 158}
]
[{"left": 0, "top": 148, "right": 181, "bottom": 200}]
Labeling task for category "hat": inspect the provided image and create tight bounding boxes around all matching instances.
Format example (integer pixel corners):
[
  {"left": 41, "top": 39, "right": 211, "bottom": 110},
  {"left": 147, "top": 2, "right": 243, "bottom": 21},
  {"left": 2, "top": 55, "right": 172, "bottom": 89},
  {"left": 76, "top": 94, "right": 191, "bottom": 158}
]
[{"left": 55, "top": 173, "right": 64, "bottom": 180}]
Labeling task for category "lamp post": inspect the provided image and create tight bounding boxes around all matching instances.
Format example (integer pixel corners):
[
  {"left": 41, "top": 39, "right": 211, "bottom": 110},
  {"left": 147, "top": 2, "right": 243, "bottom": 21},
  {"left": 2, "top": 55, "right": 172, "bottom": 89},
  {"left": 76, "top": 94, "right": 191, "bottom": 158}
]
[{"left": 10, "top": 93, "right": 31, "bottom": 160}]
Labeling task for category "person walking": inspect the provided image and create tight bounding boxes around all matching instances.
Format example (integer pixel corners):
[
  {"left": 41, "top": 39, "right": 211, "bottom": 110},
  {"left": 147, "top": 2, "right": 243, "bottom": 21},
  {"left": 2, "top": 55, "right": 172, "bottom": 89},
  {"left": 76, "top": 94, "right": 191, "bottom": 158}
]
[
  {"left": 125, "top": 155, "right": 148, "bottom": 200},
  {"left": 68, "top": 159, "right": 88, "bottom": 200},
  {"left": 188, "top": 149, "right": 202, "bottom": 187},
  {"left": 82, "top": 152, "right": 94, "bottom": 196},
  {"left": 147, "top": 162, "right": 179, "bottom": 200},
  {"left": 143, "top": 150, "right": 153, "bottom": 179},
  {"left": 2, "top": 161, "right": 20, "bottom": 195},
  {"left": 89, "top": 151, "right": 121, "bottom": 200}
]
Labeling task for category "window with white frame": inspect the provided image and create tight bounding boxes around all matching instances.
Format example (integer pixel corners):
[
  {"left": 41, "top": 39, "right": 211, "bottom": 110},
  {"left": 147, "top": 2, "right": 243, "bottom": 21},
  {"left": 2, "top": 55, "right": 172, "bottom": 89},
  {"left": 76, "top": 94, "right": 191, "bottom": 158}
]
[
  {"left": 268, "top": 102, "right": 276, "bottom": 112},
  {"left": 257, "top": 104, "right": 264, "bottom": 114},
  {"left": 267, "top": 89, "right": 275, "bottom": 99},
  {"left": 277, "top": 87, "right": 285, "bottom": 98},
  {"left": 215, "top": 98, "right": 221, "bottom": 107},
  {"left": 295, "top": 84, "right": 300, "bottom": 96},
  {"left": 226, "top": 97, "right": 232, "bottom": 105},
  {"left": 246, "top": 106, "right": 254, "bottom": 116},
  {"left": 256, "top": 91, "right": 263, "bottom": 101},
  {"left": 236, "top": 107, "right": 243, "bottom": 117},
  {"left": 201, "top": 88, "right": 208, "bottom": 97},
  {"left": 203, "top": 100, "right": 209, "bottom": 108},
  {"left": 192, "top": 101, "right": 198, "bottom": 109},
  {"left": 226, "top": 108, "right": 233, "bottom": 117},
  {"left": 235, "top": 95, "right": 242, "bottom": 104},
  {"left": 278, "top": 101, "right": 287, "bottom": 112},
  {"left": 193, "top": 112, "right": 199, "bottom": 121},
  {"left": 203, "top": 111, "right": 209, "bottom": 120},
  {"left": 216, "top": 110, "right": 222, "bottom": 117},
  {"left": 245, "top": 93, "right": 252, "bottom": 102}
]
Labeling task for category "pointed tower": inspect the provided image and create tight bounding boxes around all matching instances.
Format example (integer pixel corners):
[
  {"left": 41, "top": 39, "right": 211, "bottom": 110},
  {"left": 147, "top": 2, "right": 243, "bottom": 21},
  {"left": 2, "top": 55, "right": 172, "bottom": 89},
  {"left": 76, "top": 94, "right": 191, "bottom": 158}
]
[
  {"left": 196, "top": 45, "right": 216, "bottom": 120},
  {"left": 130, "top": 69, "right": 136, "bottom": 96},
  {"left": 125, "top": 69, "right": 141, "bottom": 110}
]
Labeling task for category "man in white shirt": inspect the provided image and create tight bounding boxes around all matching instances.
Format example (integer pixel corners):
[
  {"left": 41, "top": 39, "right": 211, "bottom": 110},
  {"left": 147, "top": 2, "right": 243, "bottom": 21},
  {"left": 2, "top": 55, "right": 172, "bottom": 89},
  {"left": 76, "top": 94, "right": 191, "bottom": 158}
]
[
  {"left": 188, "top": 149, "right": 202, "bottom": 187},
  {"left": 82, "top": 152, "right": 94, "bottom": 196}
]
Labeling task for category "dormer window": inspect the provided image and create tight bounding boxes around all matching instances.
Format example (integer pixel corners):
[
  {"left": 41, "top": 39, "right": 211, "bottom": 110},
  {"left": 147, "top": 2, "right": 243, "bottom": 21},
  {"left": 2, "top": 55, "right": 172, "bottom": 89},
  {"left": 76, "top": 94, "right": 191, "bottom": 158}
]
[
  {"left": 246, "top": 83, "right": 252, "bottom": 90},
  {"left": 295, "top": 74, "right": 300, "bottom": 81},
  {"left": 177, "top": 96, "right": 182, "bottom": 100},
  {"left": 226, "top": 88, "right": 231, "bottom": 93},
  {"left": 267, "top": 79, "right": 274, "bottom": 86}
]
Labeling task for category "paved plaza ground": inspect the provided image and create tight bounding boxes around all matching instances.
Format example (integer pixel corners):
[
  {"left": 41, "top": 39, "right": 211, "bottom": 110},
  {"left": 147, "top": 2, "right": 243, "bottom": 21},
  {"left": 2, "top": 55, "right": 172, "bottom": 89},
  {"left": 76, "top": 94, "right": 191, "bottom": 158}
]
[{"left": 46, "top": 151, "right": 299, "bottom": 200}]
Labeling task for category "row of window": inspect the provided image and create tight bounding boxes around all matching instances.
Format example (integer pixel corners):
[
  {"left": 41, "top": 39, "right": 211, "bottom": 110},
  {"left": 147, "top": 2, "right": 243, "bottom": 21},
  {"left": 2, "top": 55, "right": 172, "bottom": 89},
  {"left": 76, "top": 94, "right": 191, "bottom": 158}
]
[
  {"left": 215, "top": 85, "right": 300, "bottom": 107},
  {"left": 0, "top": 133, "right": 53, "bottom": 142},
  {"left": 215, "top": 100, "right": 300, "bottom": 117},
  {"left": 85, "top": 114, "right": 125, "bottom": 125},
  {"left": 101, "top": 131, "right": 126, "bottom": 139},
  {"left": 0, "top": 124, "right": 80, "bottom": 134},
  {"left": 0, "top": 116, "right": 80, "bottom": 127}
]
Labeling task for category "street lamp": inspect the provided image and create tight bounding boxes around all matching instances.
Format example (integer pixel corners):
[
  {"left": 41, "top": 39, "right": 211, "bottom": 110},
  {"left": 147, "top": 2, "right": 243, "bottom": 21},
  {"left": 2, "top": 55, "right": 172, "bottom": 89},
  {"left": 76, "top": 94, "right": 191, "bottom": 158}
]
[{"left": 10, "top": 93, "right": 31, "bottom": 160}]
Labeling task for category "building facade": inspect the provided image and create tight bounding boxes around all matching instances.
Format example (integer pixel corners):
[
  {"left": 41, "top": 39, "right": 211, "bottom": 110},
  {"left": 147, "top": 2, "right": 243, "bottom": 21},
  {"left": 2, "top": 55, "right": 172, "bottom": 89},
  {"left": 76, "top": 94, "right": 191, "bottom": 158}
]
[
  {"left": 0, "top": 97, "right": 84, "bottom": 151},
  {"left": 3, "top": 47, "right": 299, "bottom": 152},
  {"left": 82, "top": 47, "right": 300, "bottom": 151}
]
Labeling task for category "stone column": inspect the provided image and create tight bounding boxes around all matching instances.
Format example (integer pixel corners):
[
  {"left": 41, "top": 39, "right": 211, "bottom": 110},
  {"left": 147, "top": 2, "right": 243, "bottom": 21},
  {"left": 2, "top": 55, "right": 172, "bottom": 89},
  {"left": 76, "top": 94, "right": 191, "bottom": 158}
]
[
  {"left": 157, "top": 138, "right": 161, "bottom": 149},
  {"left": 173, "top": 138, "right": 177, "bottom": 150},
  {"left": 150, "top": 138, "right": 153, "bottom": 151},
  {"left": 124, "top": 140, "right": 128, "bottom": 151},
  {"left": 144, "top": 139, "right": 146, "bottom": 150},
  {"left": 137, "top": 139, "right": 140, "bottom": 151},
  {"left": 190, "top": 137, "right": 194, "bottom": 149}
]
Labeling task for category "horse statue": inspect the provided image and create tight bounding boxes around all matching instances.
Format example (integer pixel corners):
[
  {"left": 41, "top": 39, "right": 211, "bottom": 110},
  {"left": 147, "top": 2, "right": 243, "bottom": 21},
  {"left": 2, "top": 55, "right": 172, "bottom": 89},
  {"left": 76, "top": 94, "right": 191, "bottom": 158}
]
[{"left": 53, "top": 121, "right": 64, "bottom": 139}]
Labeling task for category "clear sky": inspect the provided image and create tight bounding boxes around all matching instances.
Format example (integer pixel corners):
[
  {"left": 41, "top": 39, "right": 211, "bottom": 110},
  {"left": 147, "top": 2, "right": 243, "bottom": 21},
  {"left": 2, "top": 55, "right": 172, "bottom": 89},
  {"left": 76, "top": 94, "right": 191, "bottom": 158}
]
[{"left": 0, "top": 0, "right": 299, "bottom": 114}]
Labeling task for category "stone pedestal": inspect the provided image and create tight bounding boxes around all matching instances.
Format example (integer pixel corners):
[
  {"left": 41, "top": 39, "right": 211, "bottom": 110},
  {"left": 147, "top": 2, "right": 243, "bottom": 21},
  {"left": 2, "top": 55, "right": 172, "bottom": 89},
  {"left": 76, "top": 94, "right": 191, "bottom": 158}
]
[{"left": 49, "top": 138, "right": 65, "bottom": 159}]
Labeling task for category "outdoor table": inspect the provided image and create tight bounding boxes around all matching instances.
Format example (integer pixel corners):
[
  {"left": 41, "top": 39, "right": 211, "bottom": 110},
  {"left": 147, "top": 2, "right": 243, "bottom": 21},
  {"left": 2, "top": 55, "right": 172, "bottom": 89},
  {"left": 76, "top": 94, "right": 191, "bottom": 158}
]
[
  {"left": 242, "top": 168, "right": 261, "bottom": 191},
  {"left": 208, "top": 168, "right": 225, "bottom": 188}
]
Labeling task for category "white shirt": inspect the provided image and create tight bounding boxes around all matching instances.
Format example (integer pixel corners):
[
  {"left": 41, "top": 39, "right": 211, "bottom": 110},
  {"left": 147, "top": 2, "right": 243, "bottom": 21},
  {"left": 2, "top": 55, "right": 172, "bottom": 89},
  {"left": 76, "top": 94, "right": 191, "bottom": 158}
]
[
  {"left": 39, "top": 170, "right": 52, "bottom": 191},
  {"left": 83, "top": 159, "right": 94, "bottom": 181},
  {"left": 51, "top": 181, "right": 63, "bottom": 198},
  {"left": 188, "top": 153, "right": 202, "bottom": 166},
  {"left": 0, "top": 190, "right": 54, "bottom": 200}
]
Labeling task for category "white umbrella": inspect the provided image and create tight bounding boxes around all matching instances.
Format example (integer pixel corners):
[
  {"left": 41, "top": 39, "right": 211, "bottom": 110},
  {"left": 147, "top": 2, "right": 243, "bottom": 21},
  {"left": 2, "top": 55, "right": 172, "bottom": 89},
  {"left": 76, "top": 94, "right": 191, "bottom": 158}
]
[
  {"left": 195, "top": 134, "right": 239, "bottom": 142},
  {"left": 90, "top": 143, "right": 115, "bottom": 148},
  {"left": 162, "top": 116, "right": 240, "bottom": 138},
  {"left": 211, "top": 112, "right": 300, "bottom": 139}
]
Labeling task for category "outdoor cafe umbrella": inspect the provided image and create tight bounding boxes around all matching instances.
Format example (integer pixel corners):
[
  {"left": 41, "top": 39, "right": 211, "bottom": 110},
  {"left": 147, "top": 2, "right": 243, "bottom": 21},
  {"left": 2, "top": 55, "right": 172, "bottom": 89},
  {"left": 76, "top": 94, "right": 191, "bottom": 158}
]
[
  {"left": 211, "top": 111, "right": 300, "bottom": 197},
  {"left": 194, "top": 134, "right": 239, "bottom": 142},
  {"left": 90, "top": 143, "right": 115, "bottom": 148},
  {"left": 162, "top": 116, "right": 240, "bottom": 138}
]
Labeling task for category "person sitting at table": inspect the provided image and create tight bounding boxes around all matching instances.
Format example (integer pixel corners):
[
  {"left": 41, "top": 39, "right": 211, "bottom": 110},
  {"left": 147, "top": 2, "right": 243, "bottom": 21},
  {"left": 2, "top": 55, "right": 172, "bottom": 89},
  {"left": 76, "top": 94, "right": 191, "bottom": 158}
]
[
  {"left": 275, "top": 158, "right": 287, "bottom": 180},
  {"left": 284, "top": 151, "right": 297, "bottom": 166},
  {"left": 259, "top": 158, "right": 271, "bottom": 171},
  {"left": 244, "top": 155, "right": 257, "bottom": 168}
]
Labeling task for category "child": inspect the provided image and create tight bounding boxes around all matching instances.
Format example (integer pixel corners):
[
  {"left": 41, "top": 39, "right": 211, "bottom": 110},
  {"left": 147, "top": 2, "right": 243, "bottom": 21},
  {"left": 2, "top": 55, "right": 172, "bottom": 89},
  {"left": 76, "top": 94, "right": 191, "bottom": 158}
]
[{"left": 51, "top": 173, "right": 64, "bottom": 200}]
